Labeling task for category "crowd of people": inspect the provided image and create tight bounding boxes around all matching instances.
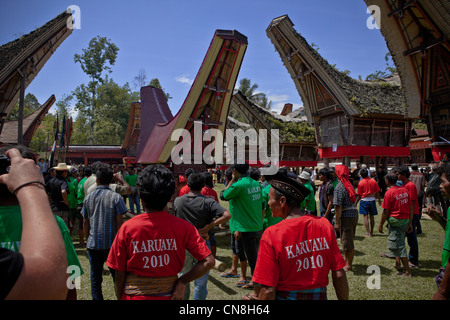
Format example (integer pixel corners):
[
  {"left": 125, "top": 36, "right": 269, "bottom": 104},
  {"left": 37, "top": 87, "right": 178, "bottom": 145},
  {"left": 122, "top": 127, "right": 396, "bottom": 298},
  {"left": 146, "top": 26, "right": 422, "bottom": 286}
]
[{"left": 1, "top": 144, "right": 449, "bottom": 301}]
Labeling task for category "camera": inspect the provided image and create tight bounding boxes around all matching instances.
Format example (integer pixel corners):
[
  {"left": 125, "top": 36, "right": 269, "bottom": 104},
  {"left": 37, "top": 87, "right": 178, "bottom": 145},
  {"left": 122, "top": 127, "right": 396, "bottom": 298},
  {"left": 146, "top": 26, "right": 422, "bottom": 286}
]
[{"left": 0, "top": 155, "right": 11, "bottom": 174}]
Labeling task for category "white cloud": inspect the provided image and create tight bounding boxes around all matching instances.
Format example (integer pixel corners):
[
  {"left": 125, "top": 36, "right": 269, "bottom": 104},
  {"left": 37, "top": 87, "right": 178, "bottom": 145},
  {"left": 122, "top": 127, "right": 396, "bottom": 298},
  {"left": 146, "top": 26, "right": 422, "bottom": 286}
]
[
  {"left": 175, "top": 75, "right": 194, "bottom": 85},
  {"left": 267, "top": 94, "right": 290, "bottom": 103}
]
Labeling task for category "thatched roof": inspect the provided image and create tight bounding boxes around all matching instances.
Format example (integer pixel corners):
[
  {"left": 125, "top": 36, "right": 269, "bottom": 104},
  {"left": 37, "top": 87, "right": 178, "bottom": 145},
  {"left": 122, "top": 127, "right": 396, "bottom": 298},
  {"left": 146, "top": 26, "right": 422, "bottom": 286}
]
[
  {"left": 266, "top": 15, "right": 409, "bottom": 120},
  {"left": 0, "top": 10, "right": 72, "bottom": 118}
]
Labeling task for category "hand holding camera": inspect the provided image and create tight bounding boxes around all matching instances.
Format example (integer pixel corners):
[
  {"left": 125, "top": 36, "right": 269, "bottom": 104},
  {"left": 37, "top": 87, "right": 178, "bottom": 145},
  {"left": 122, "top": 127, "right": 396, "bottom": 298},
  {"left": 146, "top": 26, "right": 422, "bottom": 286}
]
[{"left": 0, "top": 148, "right": 45, "bottom": 195}]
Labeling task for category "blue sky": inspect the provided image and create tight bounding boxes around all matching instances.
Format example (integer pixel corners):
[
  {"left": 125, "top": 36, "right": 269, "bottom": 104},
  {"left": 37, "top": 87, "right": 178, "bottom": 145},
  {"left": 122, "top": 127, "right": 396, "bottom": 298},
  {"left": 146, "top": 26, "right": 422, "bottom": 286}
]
[{"left": 0, "top": 0, "right": 391, "bottom": 116}]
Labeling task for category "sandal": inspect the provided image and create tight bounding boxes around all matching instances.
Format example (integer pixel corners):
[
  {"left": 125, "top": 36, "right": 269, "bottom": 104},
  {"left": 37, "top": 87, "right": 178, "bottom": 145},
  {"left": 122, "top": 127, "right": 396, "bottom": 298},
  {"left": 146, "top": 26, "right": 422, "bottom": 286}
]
[
  {"left": 242, "top": 293, "right": 257, "bottom": 300},
  {"left": 236, "top": 280, "right": 248, "bottom": 287},
  {"left": 241, "top": 282, "right": 254, "bottom": 290},
  {"left": 380, "top": 252, "right": 394, "bottom": 258},
  {"left": 220, "top": 272, "right": 240, "bottom": 278}
]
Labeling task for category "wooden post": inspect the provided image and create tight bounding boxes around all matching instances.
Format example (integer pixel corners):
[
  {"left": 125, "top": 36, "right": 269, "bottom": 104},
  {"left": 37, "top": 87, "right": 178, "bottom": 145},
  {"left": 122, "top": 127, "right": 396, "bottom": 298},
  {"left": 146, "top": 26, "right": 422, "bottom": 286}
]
[{"left": 17, "top": 65, "right": 27, "bottom": 145}]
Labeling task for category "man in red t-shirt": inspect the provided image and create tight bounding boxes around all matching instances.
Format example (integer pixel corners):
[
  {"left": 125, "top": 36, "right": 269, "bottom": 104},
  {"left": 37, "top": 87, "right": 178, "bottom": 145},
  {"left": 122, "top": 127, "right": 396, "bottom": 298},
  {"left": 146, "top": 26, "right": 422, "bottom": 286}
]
[
  {"left": 246, "top": 171, "right": 348, "bottom": 300},
  {"left": 106, "top": 165, "right": 214, "bottom": 300},
  {"left": 379, "top": 172, "right": 412, "bottom": 277},
  {"left": 178, "top": 168, "right": 195, "bottom": 197},
  {"left": 396, "top": 165, "right": 420, "bottom": 267},
  {"left": 356, "top": 168, "right": 381, "bottom": 237}
]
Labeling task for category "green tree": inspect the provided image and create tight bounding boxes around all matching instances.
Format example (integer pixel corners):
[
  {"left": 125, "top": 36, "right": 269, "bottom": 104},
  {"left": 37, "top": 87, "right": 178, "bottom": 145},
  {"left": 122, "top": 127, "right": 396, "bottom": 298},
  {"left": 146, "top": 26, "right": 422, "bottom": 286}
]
[
  {"left": 73, "top": 36, "right": 119, "bottom": 143},
  {"left": 6, "top": 93, "right": 41, "bottom": 120},
  {"left": 236, "top": 78, "right": 271, "bottom": 109},
  {"left": 148, "top": 78, "right": 172, "bottom": 101},
  {"left": 364, "top": 52, "right": 397, "bottom": 81},
  {"left": 55, "top": 94, "right": 73, "bottom": 118},
  {"left": 71, "top": 77, "right": 139, "bottom": 145},
  {"left": 29, "top": 112, "right": 57, "bottom": 153}
]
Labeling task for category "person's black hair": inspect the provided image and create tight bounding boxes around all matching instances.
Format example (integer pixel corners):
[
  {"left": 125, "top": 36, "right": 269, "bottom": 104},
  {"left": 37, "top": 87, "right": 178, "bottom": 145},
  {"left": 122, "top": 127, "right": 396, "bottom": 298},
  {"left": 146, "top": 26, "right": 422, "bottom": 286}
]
[
  {"left": 91, "top": 161, "right": 103, "bottom": 173},
  {"left": 248, "top": 167, "right": 261, "bottom": 181},
  {"left": 411, "top": 163, "right": 419, "bottom": 171},
  {"left": 437, "top": 161, "right": 450, "bottom": 179},
  {"left": 233, "top": 162, "right": 249, "bottom": 175},
  {"left": 96, "top": 164, "right": 114, "bottom": 185},
  {"left": 184, "top": 168, "right": 195, "bottom": 178},
  {"left": 137, "top": 164, "right": 175, "bottom": 211},
  {"left": 202, "top": 172, "right": 214, "bottom": 188},
  {"left": 397, "top": 165, "right": 410, "bottom": 178},
  {"left": 385, "top": 172, "right": 398, "bottom": 185},
  {"left": 187, "top": 172, "right": 205, "bottom": 191},
  {"left": 360, "top": 168, "right": 368, "bottom": 178},
  {"left": 224, "top": 167, "right": 233, "bottom": 181},
  {"left": 84, "top": 166, "right": 92, "bottom": 177},
  {"left": 318, "top": 167, "right": 331, "bottom": 180}
]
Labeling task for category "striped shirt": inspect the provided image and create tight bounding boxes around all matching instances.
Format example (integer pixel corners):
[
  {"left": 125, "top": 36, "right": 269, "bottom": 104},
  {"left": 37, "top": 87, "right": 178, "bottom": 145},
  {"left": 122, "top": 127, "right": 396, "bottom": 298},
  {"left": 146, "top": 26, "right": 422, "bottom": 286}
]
[
  {"left": 82, "top": 185, "right": 127, "bottom": 250},
  {"left": 333, "top": 182, "right": 358, "bottom": 218}
]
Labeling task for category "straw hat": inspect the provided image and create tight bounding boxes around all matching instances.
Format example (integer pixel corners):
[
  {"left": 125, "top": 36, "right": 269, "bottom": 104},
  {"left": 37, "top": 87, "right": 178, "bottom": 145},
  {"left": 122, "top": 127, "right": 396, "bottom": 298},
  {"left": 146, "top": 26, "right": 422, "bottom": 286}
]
[{"left": 53, "top": 163, "right": 70, "bottom": 171}]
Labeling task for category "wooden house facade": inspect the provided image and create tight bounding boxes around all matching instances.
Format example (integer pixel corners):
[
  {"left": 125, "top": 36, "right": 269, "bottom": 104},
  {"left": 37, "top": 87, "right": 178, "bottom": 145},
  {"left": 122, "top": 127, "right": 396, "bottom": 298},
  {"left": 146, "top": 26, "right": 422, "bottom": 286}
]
[
  {"left": 364, "top": 0, "right": 450, "bottom": 161},
  {"left": 266, "top": 15, "right": 412, "bottom": 167}
]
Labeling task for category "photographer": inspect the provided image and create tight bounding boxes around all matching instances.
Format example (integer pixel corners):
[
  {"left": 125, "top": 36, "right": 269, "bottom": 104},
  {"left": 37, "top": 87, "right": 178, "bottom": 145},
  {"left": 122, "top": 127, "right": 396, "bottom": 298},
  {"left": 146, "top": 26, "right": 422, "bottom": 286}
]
[{"left": 0, "top": 147, "right": 68, "bottom": 299}]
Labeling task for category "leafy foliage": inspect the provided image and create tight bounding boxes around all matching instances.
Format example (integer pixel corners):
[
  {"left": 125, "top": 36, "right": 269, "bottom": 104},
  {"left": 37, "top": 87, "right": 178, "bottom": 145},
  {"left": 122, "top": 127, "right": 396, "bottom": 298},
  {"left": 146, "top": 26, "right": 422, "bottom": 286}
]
[{"left": 266, "top": 117, "right": 316, "bottom": 143}]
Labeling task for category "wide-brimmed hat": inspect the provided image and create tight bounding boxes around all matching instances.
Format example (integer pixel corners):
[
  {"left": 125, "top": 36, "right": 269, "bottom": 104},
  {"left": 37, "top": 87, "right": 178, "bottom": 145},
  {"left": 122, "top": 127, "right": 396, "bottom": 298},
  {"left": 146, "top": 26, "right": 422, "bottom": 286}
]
[
  {"left": 298, "top": 171, "right": 311, "bottom": 180},
  {"left": 53, "top": 163, "right": 70, "bottom": 171}
]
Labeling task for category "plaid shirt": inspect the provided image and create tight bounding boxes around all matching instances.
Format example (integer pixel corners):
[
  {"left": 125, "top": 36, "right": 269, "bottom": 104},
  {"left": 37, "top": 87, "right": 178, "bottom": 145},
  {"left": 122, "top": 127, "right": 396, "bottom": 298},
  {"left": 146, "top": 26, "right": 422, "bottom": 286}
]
[
  {"left": 333, "top": 182, "right": 358, "bottom": 218},
  {"left": 82, "top": 185, "right": 127, "bottom": 250}
]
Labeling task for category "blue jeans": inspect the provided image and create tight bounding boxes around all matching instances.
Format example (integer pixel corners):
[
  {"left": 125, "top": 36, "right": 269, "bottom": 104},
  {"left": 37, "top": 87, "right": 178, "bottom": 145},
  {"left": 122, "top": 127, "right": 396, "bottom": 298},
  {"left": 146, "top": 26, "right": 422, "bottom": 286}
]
[
  {"left": 179, "top": 240, "right": 211, "bottom": 300},
  {"left": 128, "top": 192, "right": 141, "bottom": 214},
  {"left": 87, "top": 249, "right": 115, "bottom": 300}
]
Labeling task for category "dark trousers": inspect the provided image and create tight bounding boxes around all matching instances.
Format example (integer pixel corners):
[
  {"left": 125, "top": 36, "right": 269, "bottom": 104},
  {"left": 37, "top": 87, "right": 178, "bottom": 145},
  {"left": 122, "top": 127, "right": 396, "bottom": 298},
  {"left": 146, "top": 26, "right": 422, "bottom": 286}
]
[
  {"left": 406, "top": 215, "right": 420, "bottom": 266},
  {"left": 241, "top": 231, "right": 263, "bottom": 276},
  {"left": 87, "top": 249, "right": 115, "bottom": 300}
]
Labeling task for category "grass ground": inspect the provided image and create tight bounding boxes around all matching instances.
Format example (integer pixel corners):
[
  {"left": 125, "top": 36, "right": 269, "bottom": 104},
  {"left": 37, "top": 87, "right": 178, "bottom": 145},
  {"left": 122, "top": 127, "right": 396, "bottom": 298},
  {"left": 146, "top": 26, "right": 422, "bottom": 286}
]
[{"left": 73, "top": 183, "right": 445, "bottom": 300}]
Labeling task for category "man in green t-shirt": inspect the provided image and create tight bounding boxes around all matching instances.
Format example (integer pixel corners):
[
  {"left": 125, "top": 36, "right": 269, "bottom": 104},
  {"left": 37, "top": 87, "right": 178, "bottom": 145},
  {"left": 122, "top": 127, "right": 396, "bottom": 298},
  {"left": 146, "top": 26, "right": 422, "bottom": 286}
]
[
  {"left": 261, "top": 169, "right": 282, "bottom": 229},
  {"left": 220, "top": 162, "right": 263, "bottom": 290},
  {"left": 67, "top": 167, "right": 78, "bottom": 236},
  {"left": 124, "top": 166, "right": 140, "bottom": 215},
  {"left": 299, "top": 171, "right": 316, "bottom": 215},
  {"left": 75, "top": 166, "right": 92, "bottom": 247}
]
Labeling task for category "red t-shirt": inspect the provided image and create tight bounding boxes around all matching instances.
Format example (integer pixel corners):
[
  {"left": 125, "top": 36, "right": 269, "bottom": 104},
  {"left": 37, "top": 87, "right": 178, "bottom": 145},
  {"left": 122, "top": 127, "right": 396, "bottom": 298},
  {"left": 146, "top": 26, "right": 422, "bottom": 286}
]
[
  {"left": 252, "top": 215, "right": 346, "bottom": 291},
  {"left": 403, "top": 181, "right": 419, "bottom": 215},
  {"left": 178, "top": 185, "right": 190, "bottom": 197},
  {"left": 201, "top": 187, "right": 219, "bottom": 202},
  {"left": 357, "top": 177, "right": 380, "bottom": 198},
  {"left": 106, "top": 211, "right": 210, "bottom": 280},
  {"left": 382, "top": 186, "right": 411, "bottom": 220}
]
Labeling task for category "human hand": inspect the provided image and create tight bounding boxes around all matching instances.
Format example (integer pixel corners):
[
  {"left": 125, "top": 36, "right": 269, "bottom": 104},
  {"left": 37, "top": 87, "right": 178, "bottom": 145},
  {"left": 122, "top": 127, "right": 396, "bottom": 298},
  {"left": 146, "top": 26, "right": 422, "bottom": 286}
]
[
  {"left": 234, "top": 231, "right": 242, "bottom": 241},
  {"left": 0, "top": 148, "right": 44, "bottom": 194},
  {"left": 171, "top": 279, "right": 186, "bottom": 300}
]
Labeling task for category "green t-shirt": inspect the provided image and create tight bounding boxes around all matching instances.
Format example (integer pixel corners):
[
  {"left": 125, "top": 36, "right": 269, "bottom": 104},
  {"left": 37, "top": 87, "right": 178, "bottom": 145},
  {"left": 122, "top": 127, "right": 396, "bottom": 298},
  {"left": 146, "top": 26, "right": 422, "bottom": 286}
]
[
  {"left": 67, "top": 176, "right": 78, "bottom": 209},
  {"left": 0, "top": 205, "right": 84, "bottom": 276},
  {"left": 221, "top": 175, "right": 263, "bottom": 232},
  {"left": 443, "top": 207, "right": 450, "bottom": 268},
  {"left": 300, "top": 181, "right": 316, "bottom": 212},
  {"left": 262, "top": 184, "right": 282, "bottom": 228},
  {"left": 77, "top": 177, "right": 87, "bottom": 205},
  {"left": 125, "top": 173, "right": 138, "bottom": 187}
]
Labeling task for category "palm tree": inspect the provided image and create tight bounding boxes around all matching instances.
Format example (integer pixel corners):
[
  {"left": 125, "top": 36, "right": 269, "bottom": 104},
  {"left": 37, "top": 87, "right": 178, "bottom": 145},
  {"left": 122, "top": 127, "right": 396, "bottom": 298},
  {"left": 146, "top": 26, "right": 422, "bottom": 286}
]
[{"left": 236, "top": 78, "right": 271, "bottom": 109}]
